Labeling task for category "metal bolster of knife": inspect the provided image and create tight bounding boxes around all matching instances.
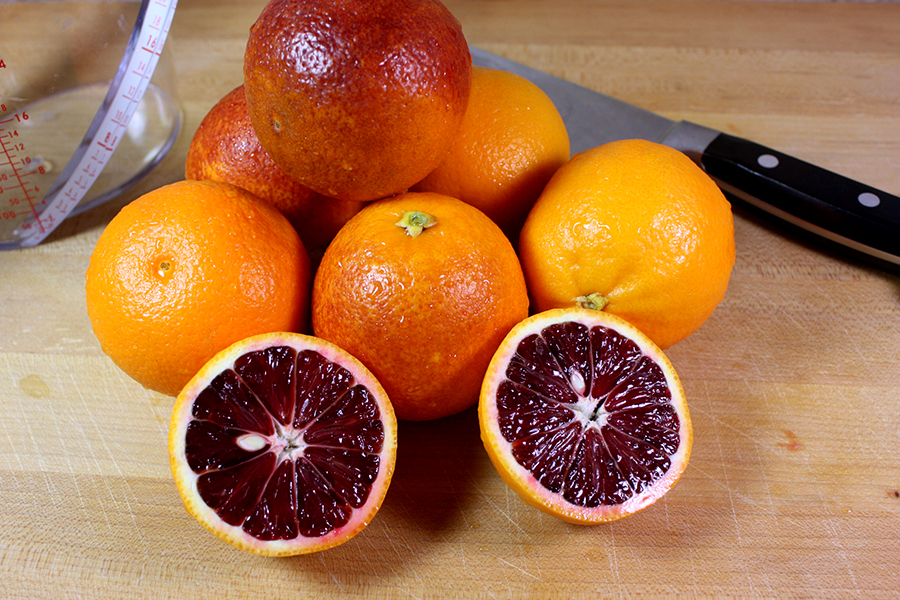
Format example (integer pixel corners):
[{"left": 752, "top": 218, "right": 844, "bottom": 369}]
[
  {"left": 662, "top": 121, "right": 900, "bottom": 266},
  {"left": 468, "top": 47, "right": 900, "bottom": 267},
  {"left": 661, "top": 121, "right": 720, "bottom": 163}
]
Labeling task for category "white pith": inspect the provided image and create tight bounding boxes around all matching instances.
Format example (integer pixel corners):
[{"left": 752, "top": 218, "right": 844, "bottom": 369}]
[
  {"left": 571, "top": 397, "right": 609, "bottom": 431},
  {"left": 566, "top": 369, "right": 610, "bottom": 431},
  {"left": 271, "top": 424, "right": 307, "bottom": 461},
  {"left": 479, "top": 308, "right": 692, "bottom": 523},
  {"left": 236, "top": 423, "right": 308, "bottom": 461},
  {"left": 170, "top": 331, "right": 399, "bottom": 555}
]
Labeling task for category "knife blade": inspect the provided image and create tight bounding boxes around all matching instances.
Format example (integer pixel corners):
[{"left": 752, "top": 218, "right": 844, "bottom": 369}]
[{"left": 471, "top": 47, "right": 900, "bottom": 269}]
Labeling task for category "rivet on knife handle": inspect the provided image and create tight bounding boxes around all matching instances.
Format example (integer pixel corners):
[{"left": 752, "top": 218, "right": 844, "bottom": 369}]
[
  {"left": 672, "top": 125, "right": 900, "bottom": 267},
  {"left": 470, "top": 48, "right": 900, "bottom": 269}
]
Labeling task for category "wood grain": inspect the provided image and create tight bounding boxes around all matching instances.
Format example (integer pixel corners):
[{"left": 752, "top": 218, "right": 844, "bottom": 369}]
[{"left": 2, "top": 0, "right": 899, "bottom": 597}]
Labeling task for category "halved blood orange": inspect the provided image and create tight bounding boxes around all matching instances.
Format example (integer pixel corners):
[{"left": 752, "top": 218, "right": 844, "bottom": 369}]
[
  {"left": 168, "top": 332, "right": 397, "bottom": 556},
  {"left": 479, "top": 308, "right": 691, "bottom": 524}
]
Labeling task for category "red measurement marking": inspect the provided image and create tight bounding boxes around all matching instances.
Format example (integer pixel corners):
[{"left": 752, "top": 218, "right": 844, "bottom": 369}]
[
  {"left": 110, "top": 109, "right": 128, "bottom": 127},
  {"left": 6, "top": 0, "right": 177, "bottom": 245},
  {"left": 0, "top": 116, "right": 44, "bottom": 233}
]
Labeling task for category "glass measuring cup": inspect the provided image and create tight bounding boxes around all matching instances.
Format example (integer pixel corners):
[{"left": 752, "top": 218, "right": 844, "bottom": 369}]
[{"left": 0, "top": 0, "right": 180, "bottom": 249}]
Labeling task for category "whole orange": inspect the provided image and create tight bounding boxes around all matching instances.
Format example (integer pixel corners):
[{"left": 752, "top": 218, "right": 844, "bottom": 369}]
[
  {"left": 185, "top": 85, "right": 365, "bottom": 256},
  {"left": 312, "top": 192, "right": 529, "bottom": 421},
  {"left": 243, "top": 0, "right": 471, "bottom": 202},
  {"left": 519, "top": 139, "right": 735, "bottom": 349},
  {"left": 85, "top": 180, "right": 312, "bottom": 396},
  {"left": 412, "top": 65, "right": 570, "bottom": 239}
]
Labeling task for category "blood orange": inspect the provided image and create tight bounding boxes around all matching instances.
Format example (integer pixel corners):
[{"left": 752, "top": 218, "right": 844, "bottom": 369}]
[
  {"left": 312, "top": 192, "right": 529, "bottom": 421},
  {"left": 479, "top": 308, "right": 691, "bottom": 524},
  {"left": 243, "top": 0, "right": 471, "bottom": 202},
  {"left": 169, "top": 332, "right": 397, "bottom": 556}
]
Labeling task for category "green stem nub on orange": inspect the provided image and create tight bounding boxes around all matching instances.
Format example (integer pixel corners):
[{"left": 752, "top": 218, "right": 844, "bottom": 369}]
[
  {"left": 396, "top": 211, "right": 437, "bottom": 237},
  {"left": 575, "top": 293, "right": 609, "bottom": 311}
]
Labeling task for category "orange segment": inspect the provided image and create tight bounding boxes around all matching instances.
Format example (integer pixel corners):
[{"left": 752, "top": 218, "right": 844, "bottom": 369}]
[
  {"left": 169, "top": 332, "right": 397, "bottom": 556},
  {"left": 479, "top": 308, "right": 691, "bottom": 524}
]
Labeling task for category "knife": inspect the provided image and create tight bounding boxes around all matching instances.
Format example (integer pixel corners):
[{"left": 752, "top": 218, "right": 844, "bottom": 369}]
[{"left": 471, "top": 47, "right": 900, "bottom": 269}]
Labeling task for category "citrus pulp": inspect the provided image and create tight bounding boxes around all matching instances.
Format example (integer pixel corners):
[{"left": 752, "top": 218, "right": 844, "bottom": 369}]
[
  {"left": 480, "top": 308, "right": 692, "bottom": 524},
  {"left": 169, "top": 332, "right": 397, "bottom": 556}
]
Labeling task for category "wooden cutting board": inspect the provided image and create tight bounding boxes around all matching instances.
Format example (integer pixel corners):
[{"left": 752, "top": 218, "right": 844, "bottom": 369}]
[{"left": 2, "top": 0, "right": 899, "bottom": 597}]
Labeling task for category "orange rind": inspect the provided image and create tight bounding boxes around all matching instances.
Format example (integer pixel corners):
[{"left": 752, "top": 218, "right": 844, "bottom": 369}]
[
  {"left": 479, "top": 308, "right": 691, "bottom": 524},
  {"left": 169, "top": 332, "right": 397, "bottom": 556}
]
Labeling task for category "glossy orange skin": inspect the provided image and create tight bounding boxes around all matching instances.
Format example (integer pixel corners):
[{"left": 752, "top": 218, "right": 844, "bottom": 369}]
[
  {"left": 312, "top": 193, "right": 530, "bottom": 421},
  {"left": 243, "top": 0, "right": 471, "bottom": 202},
  {"left": 85, "top": 180, "right": 311, "bottom": 396},
  {"left": 185, "top": 85, "right": 364, "bottom": 255},
  {"left": 412, "top": 66, "right": 570, "bottom": 240},
  {"left": 519, "top": 140, "right": 735, "bottom": 349}
]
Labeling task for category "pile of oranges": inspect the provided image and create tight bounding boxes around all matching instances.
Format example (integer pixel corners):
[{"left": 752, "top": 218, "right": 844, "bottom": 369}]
[{"left": 84, "top": 0, "right": 735, "bottom": 555}]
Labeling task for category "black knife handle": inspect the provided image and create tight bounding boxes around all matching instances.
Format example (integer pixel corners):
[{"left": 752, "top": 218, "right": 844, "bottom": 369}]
[{"left": 699, "top": 132, "right": 900, "bottom": 265}]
